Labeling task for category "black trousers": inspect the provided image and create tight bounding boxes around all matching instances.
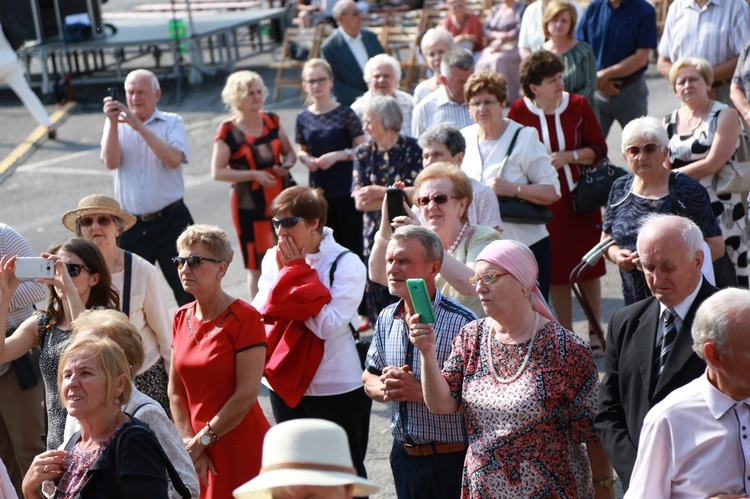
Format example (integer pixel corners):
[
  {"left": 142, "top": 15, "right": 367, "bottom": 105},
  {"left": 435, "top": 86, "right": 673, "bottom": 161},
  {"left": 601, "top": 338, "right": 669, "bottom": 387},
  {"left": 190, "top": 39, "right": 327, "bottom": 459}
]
[
  {"left": 389, "top": 439, "right": 466, "bottom": 499},
  {"left": 269, "top": 387, "right": 371, "bottom": 479},
  {"left": 529, "top": 236, "right": 552, "bottom": 302},
  {"left": 119, "top": 201, "right": 194, "bottom": 306}
]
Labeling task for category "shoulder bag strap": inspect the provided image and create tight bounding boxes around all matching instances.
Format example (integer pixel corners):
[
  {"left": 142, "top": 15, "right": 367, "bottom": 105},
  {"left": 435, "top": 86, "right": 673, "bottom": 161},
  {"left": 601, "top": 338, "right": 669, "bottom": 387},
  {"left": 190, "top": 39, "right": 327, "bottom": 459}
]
[
  {"left": 328, "top": 250, "right": 360, "bottom": 341},
  {"left": 122, "top": 251, "right": 133, "bottom": 317},
  {"left": 497, "top": 126, "right": 523, "bottom": 178},
  {"left": 115, "top": 420, "right": 191, "bottom": 499},
  {"left": 667, "top": 171, "right": 684, "bottom": 214}
]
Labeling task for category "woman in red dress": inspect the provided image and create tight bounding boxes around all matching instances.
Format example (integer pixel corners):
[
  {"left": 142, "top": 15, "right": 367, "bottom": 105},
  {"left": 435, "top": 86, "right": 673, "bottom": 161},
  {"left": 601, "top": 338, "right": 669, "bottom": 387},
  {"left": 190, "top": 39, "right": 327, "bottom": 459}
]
[
  {"left": 211, "top": 70, "right": 296, "bottom": 301},
  {"left": 508, "top": 50, "right": 607, "bottom": 354},
  {"left": 169, "top": 224, "right": 270, "bottom": 499}
]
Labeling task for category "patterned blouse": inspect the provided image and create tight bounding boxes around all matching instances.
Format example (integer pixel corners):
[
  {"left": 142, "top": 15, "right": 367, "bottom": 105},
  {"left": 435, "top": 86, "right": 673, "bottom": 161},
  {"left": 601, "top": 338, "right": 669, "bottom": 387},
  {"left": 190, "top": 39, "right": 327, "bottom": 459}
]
[
  {"left": 559, "top": 41, "right": 599, "bottom": 118},
  {"left": 442, "top": 318, "right": 600, "bottom": 498},
  {"left": 351, "top": 135, "right": 423, "bottom": 256},
  {"left": 37, "top": 312, "right": 73, "bottom": 450}
]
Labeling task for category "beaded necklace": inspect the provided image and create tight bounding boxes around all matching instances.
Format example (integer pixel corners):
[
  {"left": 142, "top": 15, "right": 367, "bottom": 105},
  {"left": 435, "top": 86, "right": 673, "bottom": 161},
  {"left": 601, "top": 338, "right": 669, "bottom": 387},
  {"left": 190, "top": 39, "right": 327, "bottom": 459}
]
[
  {"left": 448, "top": 223, "right": 469, "bottom": 254},
  {"left": 487, "top": 312, "right": 539, "bottom": 384}
]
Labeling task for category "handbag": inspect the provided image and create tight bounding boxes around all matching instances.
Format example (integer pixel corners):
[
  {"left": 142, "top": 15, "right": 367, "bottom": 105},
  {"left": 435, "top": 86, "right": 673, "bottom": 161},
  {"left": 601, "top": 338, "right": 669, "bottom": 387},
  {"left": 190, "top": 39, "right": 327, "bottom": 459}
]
[
  {"left": 572, "top": 157, "right": 628, "bottom": 212},
  {"left": 495, "top": 126, "right": 554, "bottom": 224},
  {"left": 329, "top": 250, "right": 370, "bottom": 369},
  {"left": 712, "top": 118, "right": 750, "bottom": 194}
]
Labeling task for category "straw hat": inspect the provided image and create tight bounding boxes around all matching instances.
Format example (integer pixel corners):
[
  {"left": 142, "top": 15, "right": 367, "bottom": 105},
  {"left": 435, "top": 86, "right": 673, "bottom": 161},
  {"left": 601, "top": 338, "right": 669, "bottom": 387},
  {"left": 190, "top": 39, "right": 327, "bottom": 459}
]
[
  {"left": 62, "top": 194, "right": 137, "bottom": 233},
  {"left": 232, "top": 419, "right": 380, "bottom": 499}
]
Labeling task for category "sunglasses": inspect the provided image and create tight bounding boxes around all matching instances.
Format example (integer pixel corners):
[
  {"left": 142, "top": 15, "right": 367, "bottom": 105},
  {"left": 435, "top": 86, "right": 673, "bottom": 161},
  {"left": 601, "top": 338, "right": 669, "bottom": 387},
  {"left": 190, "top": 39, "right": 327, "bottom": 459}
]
[
  {"left": 271, "top": 217, "right": 304, "bottom": 229},
  {"left": 625, "top": 142, "right": 661, "bottom": 158},
  {"left": 66, "top": 263, "right": 94, "bottom": 277},
  {"left": 79, "top": 216, "right": 113, "bottom": 228},
  {"left": 467, "top": 271, "right": 510, "bottom": 286},
  {"left": 172, "top": 256, "right": 223, "bottom": 269},
  {"left": 415, "top": 194, "right": 459, "bottom": 207}
]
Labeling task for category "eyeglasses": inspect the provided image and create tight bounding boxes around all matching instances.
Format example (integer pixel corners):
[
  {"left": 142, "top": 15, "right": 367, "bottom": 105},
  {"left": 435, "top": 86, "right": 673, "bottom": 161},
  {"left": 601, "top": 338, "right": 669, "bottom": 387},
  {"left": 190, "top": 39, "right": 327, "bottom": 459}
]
[
  {"left": 66, "top": 263, "right": 94, "bottom": 277},
  {"left": 625, "top": 142, "right": 661, "bottom": 158},
  {"left": 467, "top": 271, "right": 510, "bottom": 286},
  {"left": 79, "top": 216, "right": 113, "bottom": 228},
  {"left": 271, "top": 217, "right": 304, "bottom": 229},
  {"left": 415, "top": 194, "right": 459, "bottom": 207},
  {"left": 171, "top": 256, "right": 223, "bottom": 270},
  {"left": 468, "top": 99, "right": 500, "bottom": 109},
  {"left": 304, "top": 77, "right": 329, "bottom": 86}
]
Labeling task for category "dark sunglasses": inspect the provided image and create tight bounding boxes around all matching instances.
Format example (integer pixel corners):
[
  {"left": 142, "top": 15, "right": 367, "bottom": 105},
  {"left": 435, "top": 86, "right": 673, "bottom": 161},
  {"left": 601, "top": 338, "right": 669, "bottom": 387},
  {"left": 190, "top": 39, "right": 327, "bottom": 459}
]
[
  {"left": 415, "top": 194, "right": 459, "bottom": 207},
  {"left": 66, "top": 263, "right": 94, "bottom": 277},
  {"left": 172, "top": 256, "right": 223, "bottom": 269},
  {"left": 625, "top": 142, "right": 661, "bottom": 158},
  {"left": 271, "top": 217, "right": 304, "bottom": 229},
  {"left": 467, "top": 271, "right": 510, "bottom": 286},
  {"left": 80, "top": 216, "right": 113, "bottom": 228}
]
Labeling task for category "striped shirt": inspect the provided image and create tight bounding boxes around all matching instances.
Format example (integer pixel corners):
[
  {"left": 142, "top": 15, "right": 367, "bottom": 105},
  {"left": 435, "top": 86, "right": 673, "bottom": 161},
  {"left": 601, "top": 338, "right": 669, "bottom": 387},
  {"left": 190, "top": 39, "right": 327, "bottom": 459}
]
[
  {"left": 0, "top": 224, "right": 48, "bottom": 376},
  {"left": 658, "top": 0, "right": 750, "bottom": 68},
  {"left": 103, "top": 108, "right": 189, "bottom": 215},
  {"left": 411, "top": 86, "right": 473, "bottom": 139},
  {"left": 365, "top": 289, "right": 477, "bottom": 444}
]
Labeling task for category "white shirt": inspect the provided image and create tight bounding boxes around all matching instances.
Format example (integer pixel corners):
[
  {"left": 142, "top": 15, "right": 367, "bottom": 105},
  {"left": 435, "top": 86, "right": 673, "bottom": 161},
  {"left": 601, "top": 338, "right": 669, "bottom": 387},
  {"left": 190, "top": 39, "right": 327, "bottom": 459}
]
[
  {"left": 655, "top": 276, "right": 703, "bottom": 347},
  {"left": 411, "top": 86, "right": 473, "bottom": 139},
  {"left": 658, "top": 0, "right": 750, "bottom": 67},
  {"left": 102, "top": 108, "right": 189, "bottom": 215},
  {"left": 518, "top": 0, "right": 583, "bottom": 53},
  {"left": 253, "top": 227, "right": 366, "bottom": 396},
  {"left": 338, "top": 27, "right": 369, "bottom": 72},
  {"left": 460, "top": 120, "right": 560, "bottom": 246},
  {"left": 626, "top": 374, "right": 750, "bottom": 498},
  {"left": 352, "top": 89, "right": 414, "bottom": 137}
]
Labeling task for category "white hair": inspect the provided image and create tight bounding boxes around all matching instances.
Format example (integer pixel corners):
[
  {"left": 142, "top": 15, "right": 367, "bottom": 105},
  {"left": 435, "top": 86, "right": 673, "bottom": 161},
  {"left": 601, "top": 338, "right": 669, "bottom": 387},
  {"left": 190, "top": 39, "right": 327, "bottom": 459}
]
[
  {"left": 333, "top": 0, "right": 356, "bottom": 19},
  {"left": 420, "top": 28, "right": 455, "bottom": 54},
  {"left": 692, "top": 288, "right": 750, "bottom": 359},
  {"left": 621, "top": 116, "right": 669, "bottom": 152},
  {"left": 636, "top": 213, "right": 703, "bottom": 260},
  {"left": 125, "top": 69, "right": 160, "bottom": 92},
  {"left": 363, "top": 54, "right": 402, "bottom": 86}
]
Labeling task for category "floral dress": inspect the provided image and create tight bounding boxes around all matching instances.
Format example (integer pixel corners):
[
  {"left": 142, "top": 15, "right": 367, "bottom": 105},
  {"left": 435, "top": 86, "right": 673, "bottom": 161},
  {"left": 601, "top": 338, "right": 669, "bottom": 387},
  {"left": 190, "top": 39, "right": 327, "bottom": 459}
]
[
  {"left": 665, "top": 100, "right": 748, "bottom": 288},
  {"left": 442, "top": 318, "right": 600, "bottom": 498},
  {"left": 352, "top": 135, "right": 422, "bottom": 322}
]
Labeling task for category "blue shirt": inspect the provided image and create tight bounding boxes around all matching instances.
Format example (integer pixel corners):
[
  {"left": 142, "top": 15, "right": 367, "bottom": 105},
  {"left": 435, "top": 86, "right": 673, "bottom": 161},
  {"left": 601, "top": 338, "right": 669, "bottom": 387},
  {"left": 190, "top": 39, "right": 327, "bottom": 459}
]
[
  {"left": 365, "top": 289, "right": 477, "bottom": 445},
  {"left": 575, "top": 0, "right": 657, "bottom": 79}
]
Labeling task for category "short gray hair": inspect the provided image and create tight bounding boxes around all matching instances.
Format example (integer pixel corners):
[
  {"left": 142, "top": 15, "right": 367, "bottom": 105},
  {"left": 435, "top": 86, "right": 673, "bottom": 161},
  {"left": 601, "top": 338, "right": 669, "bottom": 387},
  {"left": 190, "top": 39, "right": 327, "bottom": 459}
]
[
  {"left": 333, "top": 0, "right": 355, "bottom": 18},
  {"left": 125, "top": 69, "right": 160, "bottom": 92},
  {"left": 363, "top": 54, "right": 402, "bottom": 86},
  {"left": 636, "top": 214, "right": 703, "bottom": 259},
  {"left": 621, "top": 116, "right": 669, "bottom": 152},
  {"left": 420, "top": 28, "right": 455, "bottom": 55},
  {"left": 692, "top": 288, "right": 750, "bottom": 359},
  {"left": 359, "top": 94, "right": 403, "bottom": 132},
  {"left": 440, "top": 48, "right": 474, "bottom": 78},
  {"left": 418, "top": 124, "right": 466, "bottom": 156},
  {"left": 392, "top": 225, "right": 444, "bottom": 265}
]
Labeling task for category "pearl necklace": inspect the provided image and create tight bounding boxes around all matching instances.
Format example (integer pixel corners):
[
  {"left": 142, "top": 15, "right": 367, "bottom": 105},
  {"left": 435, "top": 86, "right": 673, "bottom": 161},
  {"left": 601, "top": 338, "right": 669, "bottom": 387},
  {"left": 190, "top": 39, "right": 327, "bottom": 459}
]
[
  {"left": 187, "top": 306, "right": 231, "bottom": 347},
  {"left": 448, "top": 223, "right": 469, "bottom": 254},
  {"left": 487, "top": 312, "right": 539, "bottom": 384}
]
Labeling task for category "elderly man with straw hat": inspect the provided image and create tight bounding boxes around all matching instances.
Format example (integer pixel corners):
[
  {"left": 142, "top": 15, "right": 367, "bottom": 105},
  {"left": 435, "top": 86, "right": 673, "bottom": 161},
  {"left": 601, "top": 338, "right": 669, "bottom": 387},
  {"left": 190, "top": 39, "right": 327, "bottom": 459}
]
[
  {"left": 61, "top": 194, "right": 173, "bottom": 416},
  {"left": 233, "top": 419, "right": 380, "bottom": 499}
]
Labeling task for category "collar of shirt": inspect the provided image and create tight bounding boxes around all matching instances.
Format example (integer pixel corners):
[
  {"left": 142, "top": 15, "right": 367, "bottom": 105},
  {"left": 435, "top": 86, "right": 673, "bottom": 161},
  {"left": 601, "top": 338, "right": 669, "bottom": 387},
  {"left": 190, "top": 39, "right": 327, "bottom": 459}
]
[
  {"left": 700, "top": 372, "right": 750, "bottom": 419},
  {"left": 141, "top": 107, "right": 167, "bottom": 126},
  {"left": 658, "top": 276, "right": 703, "bottom": 327},
  {"left": 682, "top": 0, "right": 720, "bottom": 9},
  {"left": 434, "top": 86, "right": 466, "bottom": 108},
  {"left": 338, "top": 26, "right": 362, "bottom": 44}
]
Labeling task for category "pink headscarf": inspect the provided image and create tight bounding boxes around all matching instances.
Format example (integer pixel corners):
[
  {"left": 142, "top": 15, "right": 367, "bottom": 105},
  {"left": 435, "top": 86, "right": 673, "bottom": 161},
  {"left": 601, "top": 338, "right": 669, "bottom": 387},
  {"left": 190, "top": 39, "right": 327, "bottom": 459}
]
[{"left": 475, "top": 240, "right": 555, "bottom": 321}]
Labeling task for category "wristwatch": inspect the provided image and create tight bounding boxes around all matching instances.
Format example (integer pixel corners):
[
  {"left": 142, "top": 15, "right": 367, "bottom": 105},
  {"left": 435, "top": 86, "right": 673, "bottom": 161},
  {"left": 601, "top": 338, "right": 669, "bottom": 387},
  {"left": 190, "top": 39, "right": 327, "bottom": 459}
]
[
  {"left": 572, "top": 149, "right": 579, "bottom": 162},
  {"left": 199, "top": 432, "right": 213, "bottom": 447},
  {"left": 515, "top": 184, "right": 522, "bottom": 198},
  {"left": 344, "top": 148, "right": 352, "bottom": 157},
  {"left": 593, "top": 477, "right": 617, "bottom": 489}
]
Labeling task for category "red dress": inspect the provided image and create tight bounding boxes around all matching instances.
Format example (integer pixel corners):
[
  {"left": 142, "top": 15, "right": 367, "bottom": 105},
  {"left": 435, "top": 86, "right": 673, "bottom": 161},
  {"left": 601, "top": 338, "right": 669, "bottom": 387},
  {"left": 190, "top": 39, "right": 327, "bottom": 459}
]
[
  {"left": 508, "top": 93, "right": 607, "bottom": 284},
  {"left": 172, "top": 299, "right": 270, "bottom": 499},
  {"left": 214, "top": 112, "right": 285, "bottom": 271}
]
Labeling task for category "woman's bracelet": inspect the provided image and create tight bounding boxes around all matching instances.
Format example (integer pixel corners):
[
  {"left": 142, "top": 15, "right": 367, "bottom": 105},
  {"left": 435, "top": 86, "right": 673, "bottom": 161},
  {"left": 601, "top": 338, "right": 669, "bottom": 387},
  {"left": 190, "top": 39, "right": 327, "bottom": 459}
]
[{"left": 206, "top": 422, "right": 221, "bottom": 442}]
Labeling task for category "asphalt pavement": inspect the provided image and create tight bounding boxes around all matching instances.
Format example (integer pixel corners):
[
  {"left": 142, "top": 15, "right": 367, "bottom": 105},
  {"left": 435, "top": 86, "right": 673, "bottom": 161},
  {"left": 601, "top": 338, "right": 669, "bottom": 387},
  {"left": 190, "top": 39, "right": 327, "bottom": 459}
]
[{"left": 0, "top": 18, "right": 685, "bottom": 495}]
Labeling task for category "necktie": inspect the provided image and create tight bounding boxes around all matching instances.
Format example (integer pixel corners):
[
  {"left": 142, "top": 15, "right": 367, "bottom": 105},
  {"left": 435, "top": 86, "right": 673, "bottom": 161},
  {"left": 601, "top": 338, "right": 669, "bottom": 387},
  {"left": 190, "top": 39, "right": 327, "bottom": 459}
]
[{"left": 658, "top": 307, "right": 678, "bottom": 376}]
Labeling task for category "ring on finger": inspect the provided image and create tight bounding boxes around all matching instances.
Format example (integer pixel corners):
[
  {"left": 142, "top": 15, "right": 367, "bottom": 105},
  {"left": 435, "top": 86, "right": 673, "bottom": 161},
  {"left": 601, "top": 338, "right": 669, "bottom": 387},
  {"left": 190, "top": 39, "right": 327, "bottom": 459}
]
[{"left": 44, "top": 464, "right": 49, "bottom": 472}]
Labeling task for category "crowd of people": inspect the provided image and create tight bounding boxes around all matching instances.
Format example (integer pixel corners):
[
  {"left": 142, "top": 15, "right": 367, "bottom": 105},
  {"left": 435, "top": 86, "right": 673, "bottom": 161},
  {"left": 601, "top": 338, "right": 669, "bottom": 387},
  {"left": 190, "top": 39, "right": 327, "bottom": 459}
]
[{"left": 2, "top": 0, "right": 750, "bottom": 495}]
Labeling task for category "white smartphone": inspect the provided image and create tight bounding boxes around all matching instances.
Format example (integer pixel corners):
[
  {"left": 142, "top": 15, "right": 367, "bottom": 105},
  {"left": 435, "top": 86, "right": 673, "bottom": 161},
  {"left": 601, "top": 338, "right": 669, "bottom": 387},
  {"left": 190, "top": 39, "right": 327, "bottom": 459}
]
[{"left": 14, "top": 257, "right": 55, "bottom": 280}]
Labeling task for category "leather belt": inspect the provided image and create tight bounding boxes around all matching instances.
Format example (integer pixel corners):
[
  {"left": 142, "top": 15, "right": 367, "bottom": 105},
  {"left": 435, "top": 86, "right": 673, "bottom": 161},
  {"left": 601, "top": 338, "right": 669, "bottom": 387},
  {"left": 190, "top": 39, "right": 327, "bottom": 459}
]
[
  {"left": 711, "top": 78, "right": 731, "bottom": 89},
  {"left": 135, "top": 198, "right": 184, "bottom": 223},
  {"left": 400, "top": 441, "right": 466, "bottom": 456},
  {"left": 617, "top": 72, "right": 643, "bottom": 89}
]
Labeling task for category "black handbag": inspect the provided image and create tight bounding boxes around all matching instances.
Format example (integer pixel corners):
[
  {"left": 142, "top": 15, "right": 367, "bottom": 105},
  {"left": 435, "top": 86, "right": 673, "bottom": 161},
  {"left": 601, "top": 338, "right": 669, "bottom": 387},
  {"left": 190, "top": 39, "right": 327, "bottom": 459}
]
[
  {"left": 495, "top": 126, "right": 554, "bottom": 224},
  {"left": 572, "top": 157, "right": 628, "bottom": 212}
]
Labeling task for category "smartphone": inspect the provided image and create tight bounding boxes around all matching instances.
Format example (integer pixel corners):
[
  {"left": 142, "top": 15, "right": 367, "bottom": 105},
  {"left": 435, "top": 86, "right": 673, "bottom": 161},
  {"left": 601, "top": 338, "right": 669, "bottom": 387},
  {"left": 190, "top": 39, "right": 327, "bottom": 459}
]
[
  {"left": 386, "top": 188, "right": 407, "bottom": 223},
  {"left": 14, "top": 257, "right": 55, "bottom": 280},
  {"left": 107, "top": 87, "right": 119, "bottom": 101},
  {"left": 406, "top": 278, "right": 436, "bottom": 323}
]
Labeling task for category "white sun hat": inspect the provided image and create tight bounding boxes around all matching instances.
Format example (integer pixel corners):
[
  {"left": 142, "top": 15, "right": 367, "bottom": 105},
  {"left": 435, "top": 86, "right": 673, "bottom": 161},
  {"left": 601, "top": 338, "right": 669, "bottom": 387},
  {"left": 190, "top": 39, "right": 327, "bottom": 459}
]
[{"left": 233, "top": 419, "right": 380, "bottom": 499}]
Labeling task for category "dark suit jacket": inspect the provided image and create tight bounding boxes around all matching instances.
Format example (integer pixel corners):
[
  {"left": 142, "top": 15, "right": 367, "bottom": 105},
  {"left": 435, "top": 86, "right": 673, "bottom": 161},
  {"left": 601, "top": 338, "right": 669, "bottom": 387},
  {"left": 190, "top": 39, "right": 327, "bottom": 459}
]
[
  {"left": 321, "top": 28, "right": 385, "bottom": 106},
  {"left": 594, "top": 278, "right": 716, "bottom": 489}
]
